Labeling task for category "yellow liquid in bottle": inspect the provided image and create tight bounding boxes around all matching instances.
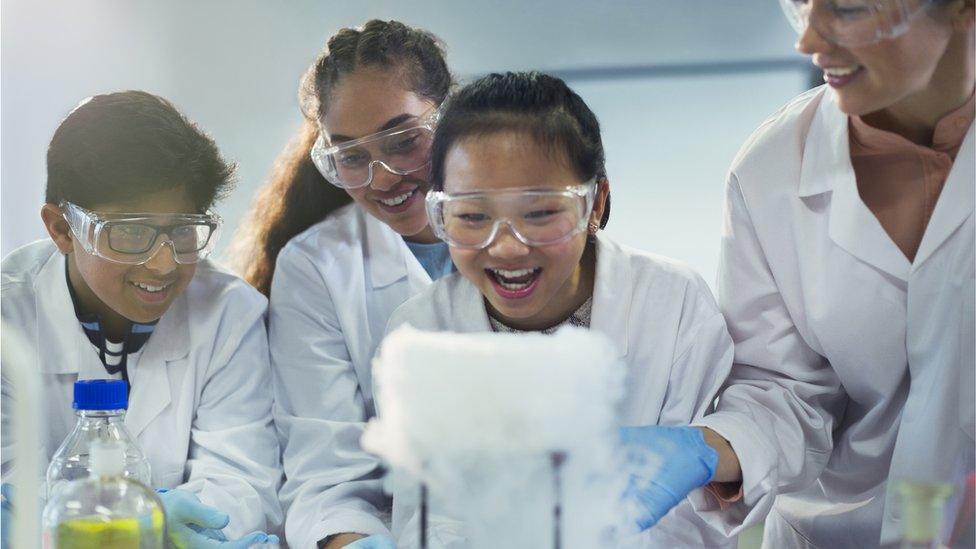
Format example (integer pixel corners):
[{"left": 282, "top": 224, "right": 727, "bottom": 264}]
[{"left": 53, "top": 509, "right": 164, "bottom": 549}]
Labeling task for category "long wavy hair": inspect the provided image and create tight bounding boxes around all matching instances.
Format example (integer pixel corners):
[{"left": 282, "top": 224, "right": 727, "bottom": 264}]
[{"left": 232, "top": 20, "right": 452, "bottom": 295}]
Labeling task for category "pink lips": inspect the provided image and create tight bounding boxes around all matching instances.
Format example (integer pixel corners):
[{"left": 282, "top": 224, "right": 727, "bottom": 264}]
[{"left": 823, "top": 66, "right": 864, "bottom": 88}]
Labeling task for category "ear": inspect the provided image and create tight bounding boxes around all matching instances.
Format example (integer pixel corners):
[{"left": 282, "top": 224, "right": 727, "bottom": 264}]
[
  {"left": 40, "top": 203, "right": 74, "bottom": 254},
  {"left": 589, "top": 177, "right": 611, "bottom": 230}
]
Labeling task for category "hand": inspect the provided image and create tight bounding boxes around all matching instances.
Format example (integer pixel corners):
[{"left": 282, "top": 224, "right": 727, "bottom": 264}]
[
  {"left": 157, "top": 489, "right": 278, "bottom": 548},
  {"left": 619, "top": 426, "right": 718, "bottom": 531},
  {"left": 343, "top": 534, "right": 397, "bottom": 548}
]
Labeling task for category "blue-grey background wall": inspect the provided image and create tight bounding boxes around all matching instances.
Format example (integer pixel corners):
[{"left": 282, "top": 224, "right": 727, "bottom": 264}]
[{"left": 1, "top": 1, "right": 810, "bottom": 288}]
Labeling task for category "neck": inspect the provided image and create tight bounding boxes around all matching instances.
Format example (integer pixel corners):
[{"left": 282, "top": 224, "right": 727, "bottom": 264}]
[
  {"left": 863, "top": 31, "right": 975, "bottom": 145},
  {"left": 67, "top": 255, "right": 130, "bottom": 342},
  {"left": 403, "top": 225, "right": 441, "bottom": 244}
]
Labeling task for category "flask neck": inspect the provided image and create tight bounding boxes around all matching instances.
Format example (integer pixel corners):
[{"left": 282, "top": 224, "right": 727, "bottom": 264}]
[{"left": 75, "top": 408, "right": 127, "bottom": 420}]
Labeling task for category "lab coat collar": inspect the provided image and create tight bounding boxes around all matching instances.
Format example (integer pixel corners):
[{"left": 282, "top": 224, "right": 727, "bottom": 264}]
[
  {"left": 912, "top": 123, "right": 975, "bottom": 271},
  {"left": 798, "top": 89, "right": 846, "bottom": 198},
  {"left": 590, "top": 234, "right": 631, "bottom": 359},
  {"left": 35, "top": 251, "right": 103, "bottom": 376},
  {"left": 804, "top": 91, "right": 913, "bottom": 281},
  {"left": 363, "top": 211, "right": 431, "bottom": 289},
  {"left": 125, "top": 292, "right": 183, "bottom": 437}
]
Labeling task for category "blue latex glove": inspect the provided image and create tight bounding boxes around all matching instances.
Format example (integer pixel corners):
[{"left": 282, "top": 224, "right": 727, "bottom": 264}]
[
  {"left": 157, "top": 489, "right": 278, "bottom": 548},
  {"left": 344, "top": 534, "right": 397, "bottom": 548},
  {"left": 619, "top": 426, "right": 718, "bottom": 531},
  {"left": 2, "top": 483, "right": 12, "bottom": 549}
]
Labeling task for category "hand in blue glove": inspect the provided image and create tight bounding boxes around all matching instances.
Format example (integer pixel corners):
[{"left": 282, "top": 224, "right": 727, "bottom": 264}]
[
  {"left": 157, "top": 489, "right": 278, "bottom": 548},
  {"left": 619, "top": 426, "right": 718, "bottom": 531},
  {"left": 344, "top": 534, "right": 397, "bottom": 548}
]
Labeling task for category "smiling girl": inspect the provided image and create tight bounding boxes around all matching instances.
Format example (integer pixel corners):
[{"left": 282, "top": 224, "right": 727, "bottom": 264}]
[{"left": 384, "top": 71, "right": 737, "bottom": 547}]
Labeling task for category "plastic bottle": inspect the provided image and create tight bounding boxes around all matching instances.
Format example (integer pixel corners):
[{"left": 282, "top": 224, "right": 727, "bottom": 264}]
[
  {"left": 41, "top": 440, "right": 165, "bottom": 549},
  {"left": 45, "top": 380, "right": 151, "bottom": 500}
]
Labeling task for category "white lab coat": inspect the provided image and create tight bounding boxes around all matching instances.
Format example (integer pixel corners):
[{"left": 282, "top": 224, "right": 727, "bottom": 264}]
[
  {"left": 695, "top": 86, "right": 975, "bottom": 547},
  {"left": 383, "top": 234, "right": 737, "bottom": 548},
  {"left": 269, "top": 204, "right": 434, "bottom": 548},
  {"left": 0, "top": 240, "right": 283, "bottom": 538}
]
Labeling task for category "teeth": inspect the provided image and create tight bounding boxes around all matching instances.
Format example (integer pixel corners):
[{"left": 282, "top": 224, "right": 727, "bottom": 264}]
[
  {"left": 379, "top": 190, "right": 413, "bottom": 207},
  {"left": 824, "top": 65, "right": 860, "bottom": 77},
  {"left": 132, "top": 281, "right": 167, "bottom": 293},
  {"left": 491, "top": 268, "right": 536, "bottom": 278}
]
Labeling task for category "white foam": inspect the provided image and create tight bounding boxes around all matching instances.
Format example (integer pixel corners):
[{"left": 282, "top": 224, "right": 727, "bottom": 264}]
[{"left": 362, "top": 325, "right": 630, "bottom": 548}]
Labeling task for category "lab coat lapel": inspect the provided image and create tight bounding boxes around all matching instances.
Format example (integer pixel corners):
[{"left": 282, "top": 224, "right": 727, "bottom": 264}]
[
  {"left": 589, "top": 235, "right": 630, "bottom": 359},
  {"left": 804, "top": 93, "right": 911, "bottom": 281},
  {"left": 912, "top": 124, "right": 975, "bottom": 271},
  {"left": 447, "top": 276, "right": 493, "bottom": 333},
  {"left": 34, "top": 251, "right": 109, "bottom": 379},
  {"left": 364, "top": 212, "right": 431, "bottom": 291},
  {"left": 124, "top": 293, "right": 183, "bottom": 438}
]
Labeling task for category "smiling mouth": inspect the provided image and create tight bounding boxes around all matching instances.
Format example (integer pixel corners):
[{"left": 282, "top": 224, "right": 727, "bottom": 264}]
[
  {"left": 486, "top": 267, "right": 542, "bottom": 291},
  {"left": 378, "top": 189, "right": 415, "bottom": 207}
]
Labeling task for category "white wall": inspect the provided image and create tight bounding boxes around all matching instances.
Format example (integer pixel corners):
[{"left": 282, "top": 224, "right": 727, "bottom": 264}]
[{"left": 1, "top": 0, "right": 808, "bottom": 286}]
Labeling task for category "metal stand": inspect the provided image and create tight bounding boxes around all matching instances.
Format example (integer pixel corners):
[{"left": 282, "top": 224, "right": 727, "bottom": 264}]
[
  {"left": 419, "top": 482, "right": 429, "bottom": 549},
  {"left": 551, "top": 452, "right": 567, "bottom": 549}
]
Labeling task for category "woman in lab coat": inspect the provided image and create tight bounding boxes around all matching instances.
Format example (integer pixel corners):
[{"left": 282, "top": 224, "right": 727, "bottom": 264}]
[
  {"left": 383, "top": 71, "right": 737, "bottom": 548},
  {"left": 235, "top": 20, "right": 454, "bottom": 549},
  {"left": 643, "top": 1, "right": 975, "bottom": 547}
]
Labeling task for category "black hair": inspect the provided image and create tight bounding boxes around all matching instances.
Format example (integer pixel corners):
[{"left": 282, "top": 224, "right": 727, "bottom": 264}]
[
  {"left": 299, "top": 19, "right": 452, "bottom": 121},
  {"left": 45, "top": 90, "right": 235, "bottom": 212},
  {"left": 429, "top": 71, "right": 610, "bottom": 228}
]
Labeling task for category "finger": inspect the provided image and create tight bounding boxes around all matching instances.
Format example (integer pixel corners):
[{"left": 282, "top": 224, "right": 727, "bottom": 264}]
[
  {"left": 181, "top": 499, "right": 231, "bottom": 530},
  {"left": 220, "top": 531, "right": 272, "bottom": 548},
  {"left": 189, "top": 523, "right": 229, "bottom": 541}
]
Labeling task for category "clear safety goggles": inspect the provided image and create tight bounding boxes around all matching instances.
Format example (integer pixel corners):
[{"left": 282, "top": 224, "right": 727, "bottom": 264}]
[
  {"left": 779, "top": 0, "right": 935, "bottom": 47},
  {"left": 425, "top": 181, "right": 597, "bottom": 249},
  {"left": 310, "top": 108, "right": 439, "bottom": 189},
  {"left": 60, "top": 201, "right": 222, "bottom": 265}
]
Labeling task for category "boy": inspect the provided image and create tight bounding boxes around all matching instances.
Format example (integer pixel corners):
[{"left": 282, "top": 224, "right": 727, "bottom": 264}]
[{"left": 1, "top": 91, "right": 281, "bottom": 547}]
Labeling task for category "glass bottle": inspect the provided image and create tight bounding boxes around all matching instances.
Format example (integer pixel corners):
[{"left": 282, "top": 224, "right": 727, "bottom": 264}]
[
  {"left": 41, "top": 440, "right": 165, "bottom": 549},
  {"left": 45, "top": 380, "right": 151, "bottom": 500},
  {"left": 897, "top": 481, "right": 954, "bottom": 549}
]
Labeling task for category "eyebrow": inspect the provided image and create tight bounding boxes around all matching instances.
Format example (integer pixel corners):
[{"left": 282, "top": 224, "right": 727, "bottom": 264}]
[{"left": 329, "top": 113, "right": 417, "bottom": 144}]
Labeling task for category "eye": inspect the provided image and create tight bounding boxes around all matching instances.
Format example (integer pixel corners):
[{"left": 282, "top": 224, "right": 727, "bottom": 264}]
[
  {"left": 338, "top": 149, "right": 369, "bottom": 167},
  {"left": 524, "top": 209, "right": 561, "bottom": 221},
  {"left": 830, "top": 1, "right": 870, "bottom": 17},
  {"left": 456, "top": 212, "right": 489, "bottom": 224},
  {"left": 385, "top": 132, "right": 421, "bottom": 154}
]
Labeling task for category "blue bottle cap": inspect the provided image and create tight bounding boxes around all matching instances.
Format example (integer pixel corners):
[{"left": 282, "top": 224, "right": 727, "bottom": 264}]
[{"left": 73, "top": 379, "right": 128, "bottom": 410}]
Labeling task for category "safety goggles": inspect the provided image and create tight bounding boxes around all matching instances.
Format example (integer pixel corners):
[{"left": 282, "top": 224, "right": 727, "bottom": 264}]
[
  {"left": 779, "top": 0, "right": 934, "bottom": 47},
  {"left": 425, "top": 181, "right": 597, "bottom": 250},
  {"left": 310, "top": 108, "right": 439, "bottom": 189},
  {"left": 60, "top": 201, "right": 221, "bottom": 265}
]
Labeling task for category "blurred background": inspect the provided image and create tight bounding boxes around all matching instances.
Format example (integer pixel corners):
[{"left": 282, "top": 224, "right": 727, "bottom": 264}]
[{"left": 1, "top": 0, "right": 813, "bottom": 289}]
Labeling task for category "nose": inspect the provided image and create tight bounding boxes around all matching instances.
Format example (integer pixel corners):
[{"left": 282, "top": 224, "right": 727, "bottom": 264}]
[
  {"left": 143, "top": 239, "right": 178, "bottom": 275},
  {"left": 486, "top": 222, "right": 531, "bottom": 259},
  {"left": 368, "top": 160, "right": 403, "bottom": 192},
  {"left": 795, "top": 12, "right": 834, "bottom": 55}
]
